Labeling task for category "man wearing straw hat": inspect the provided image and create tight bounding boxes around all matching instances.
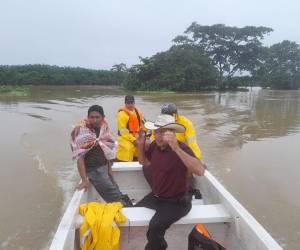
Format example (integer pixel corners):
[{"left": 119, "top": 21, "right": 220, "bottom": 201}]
[{"left": 135, "top": 114, "right": 206, "bottom": 250}]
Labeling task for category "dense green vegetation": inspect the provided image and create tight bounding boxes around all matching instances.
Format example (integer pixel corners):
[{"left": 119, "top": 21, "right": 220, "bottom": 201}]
[
  {"left": 173, "top": 24, "right": 273, "bottom": 88},
  {"left": 126, "top": 23, "right": 300, "bottom": 91},
  {"left": 125, "top": 45, "right": 217, "bottom": 91},
  {"left": 0, "top": 64, "right": 126, "bottom": 86},
  {"left": 1, "top": 24, "right": 300, "bottom": 91},
  {"left": 254, "top": 40, "right": 300, "bottom": 89}
]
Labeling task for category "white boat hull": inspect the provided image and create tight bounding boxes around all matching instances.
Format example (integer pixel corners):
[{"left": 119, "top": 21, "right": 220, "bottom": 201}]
[{"left": 50, "top": 162, "right": 282, "bottom": 250}]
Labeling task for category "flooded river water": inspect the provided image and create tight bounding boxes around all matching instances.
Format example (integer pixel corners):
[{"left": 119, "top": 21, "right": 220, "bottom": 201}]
[{"left": 0, "top": 86, "right": 299, "bottom": 249}]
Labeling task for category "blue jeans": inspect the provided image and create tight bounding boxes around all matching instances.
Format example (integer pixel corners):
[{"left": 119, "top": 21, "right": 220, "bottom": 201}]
[{"left": 87, "top": 165, "right": 123, "bottom": 203}]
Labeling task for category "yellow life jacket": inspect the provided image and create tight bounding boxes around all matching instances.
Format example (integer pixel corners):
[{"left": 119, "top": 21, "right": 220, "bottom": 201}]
[
  {"left": 175, "top": 114, "right": 202, "bottom": 160},
  {"left": 79, "top": 202, "right": 127, "bottom": 250},
  {"left": 116, "top": 108, "right": 143, "bottom": 161}
]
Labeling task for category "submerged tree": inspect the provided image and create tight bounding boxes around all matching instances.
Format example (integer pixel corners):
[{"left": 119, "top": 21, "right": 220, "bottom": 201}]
[
  {"left": 255, "top": 40, "right": 300, "bottom": 89},
  {"left": 173, "top": 23, "right": 273, "bottom": 88},
  {"left": 125, "top": 45, "right": 218, "bottom": 91},
  {"left": 111, "top": 63, "right": 127, "bottom": 72}
]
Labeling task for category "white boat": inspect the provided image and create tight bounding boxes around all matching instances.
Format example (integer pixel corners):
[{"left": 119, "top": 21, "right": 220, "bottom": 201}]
[{"left": 50, "top": 162, "right": 282, "bottom": 250}]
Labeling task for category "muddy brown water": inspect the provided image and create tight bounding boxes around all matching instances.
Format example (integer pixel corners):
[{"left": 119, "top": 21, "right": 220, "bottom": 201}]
[{"left": 0, "top": 86, "right": 299, "bottom": 249}]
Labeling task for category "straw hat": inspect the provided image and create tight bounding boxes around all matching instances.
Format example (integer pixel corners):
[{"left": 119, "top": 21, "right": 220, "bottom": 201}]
[{"left": 144, "top": 114, "right": 185, "bottom": 133}]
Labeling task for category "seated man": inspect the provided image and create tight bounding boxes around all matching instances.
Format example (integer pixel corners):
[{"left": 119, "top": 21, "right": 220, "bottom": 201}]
[
  {"left": 136, "top": 114, "right": 206, "bottom": 250},
  {"left": 71, "top": 105, "right": 132, "bottom": 206},
  {"left": 116, "top": 95, "right": 144, "bottom": 161},
  {"left": 161, "top": 103, "right": 205, "bottom": 198}
]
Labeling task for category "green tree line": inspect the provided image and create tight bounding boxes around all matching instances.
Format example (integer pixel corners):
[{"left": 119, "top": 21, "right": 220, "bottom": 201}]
[
  {"left": 0, "top": 64, "right": 127, "bottom": 86},
  {"left": 125, "top": 23, "right": 300, "bottom": 91},
  {"left": 1, "top": 24, "right": 300, "bottom": 91}
]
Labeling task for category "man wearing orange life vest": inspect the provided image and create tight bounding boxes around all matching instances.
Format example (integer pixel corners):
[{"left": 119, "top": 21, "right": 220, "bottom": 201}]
[{"left": 116, "top": 95, "right": 144, "bottom": 161}]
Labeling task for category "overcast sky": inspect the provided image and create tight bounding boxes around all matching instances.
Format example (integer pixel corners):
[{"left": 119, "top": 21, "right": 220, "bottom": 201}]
[{"left": 1, "top": 0, "right": 299, "bottom": 69}]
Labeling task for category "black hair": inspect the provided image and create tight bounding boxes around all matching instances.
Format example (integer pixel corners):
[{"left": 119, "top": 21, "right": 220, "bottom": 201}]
[
  {"left": 125, "top": 95, "right": 135, "bottom": 104},
  {"left": 88, "top": 105, "right": 105, "bottom": 116}
]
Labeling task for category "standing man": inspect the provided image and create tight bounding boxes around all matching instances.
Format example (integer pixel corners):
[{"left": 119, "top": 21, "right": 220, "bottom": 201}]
[
  {"left": 116, "top": 95, "right": 143, "bottom": 161},
  {"left": 136, "top": 114, "right": 206, "bottom": 250},
  {"left": 161, "top": 103, "right": 202, "bottom": 160}
]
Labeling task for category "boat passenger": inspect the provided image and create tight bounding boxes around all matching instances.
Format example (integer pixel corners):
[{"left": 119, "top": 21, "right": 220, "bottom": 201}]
[
  {"left": 135, "top": 114, "right": 206, "bottom": 250},
  {"left": 70, "top": 105, "right": 132, "bottom": 206},
  {"left": 116, "top": 95, "right": 144, "bottom": 161},
  {"left": 144, "top": 103, "right": 204, "bottom": 198}
]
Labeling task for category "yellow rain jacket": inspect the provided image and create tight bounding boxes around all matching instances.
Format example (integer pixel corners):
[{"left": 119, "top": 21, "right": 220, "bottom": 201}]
[
  {"left": 116, "top": 108, "right": 143, "bottom": 161},
  {"left": 79, "top": 202, "right": 127, "bottom": 250},
  {"left": 175, "top": 114, "right": 202, "bottom": 160}
]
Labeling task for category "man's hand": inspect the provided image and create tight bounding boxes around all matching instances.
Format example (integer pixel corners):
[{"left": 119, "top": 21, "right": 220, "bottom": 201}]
[
  {"left": 136, "top": 128, "right": 151, "bottom": 167},
  {"left": 163, "top": 131, "right": 179, "bottom": 152},
  {"left": 136, "top": 129, "right": 146, "bottom": 147},
  {"left": 76, "top": 179, "right": 89, "bottom": 192}
]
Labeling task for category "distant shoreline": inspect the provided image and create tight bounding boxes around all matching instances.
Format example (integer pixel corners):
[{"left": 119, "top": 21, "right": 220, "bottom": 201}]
[
  {"left": 0, "top": 85, "right": 253, "bottom": 97},
  {"left": 1, "top": 64, "right": 299, "bottom": 91},
  {"left": 2, "top": 85, "right": 299, "bottom": 98}
]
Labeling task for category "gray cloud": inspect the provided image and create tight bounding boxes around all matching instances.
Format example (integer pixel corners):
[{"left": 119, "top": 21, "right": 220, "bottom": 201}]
[{"left": 1, "top": 0, "right": 299, "bottom": 69}]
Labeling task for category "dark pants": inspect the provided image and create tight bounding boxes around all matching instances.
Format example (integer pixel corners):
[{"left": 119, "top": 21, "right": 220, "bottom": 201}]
[
  {"left": 135, "top": 192, "right": 192, "bottom": 250},
  {"left": 87, "top": 165, "right": 123, "bottom": 202}
]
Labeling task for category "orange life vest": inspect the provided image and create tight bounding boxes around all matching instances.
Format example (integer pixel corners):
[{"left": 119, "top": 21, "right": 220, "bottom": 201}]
[
  {"left": 119, "top": 107, "right": 143, "bottom": 136},
  {"left": 189, "top": 224, "right": 226, "bottom": 249},
  {"left": 195, "top": 224, "right": 211, "bottom": 239}
]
